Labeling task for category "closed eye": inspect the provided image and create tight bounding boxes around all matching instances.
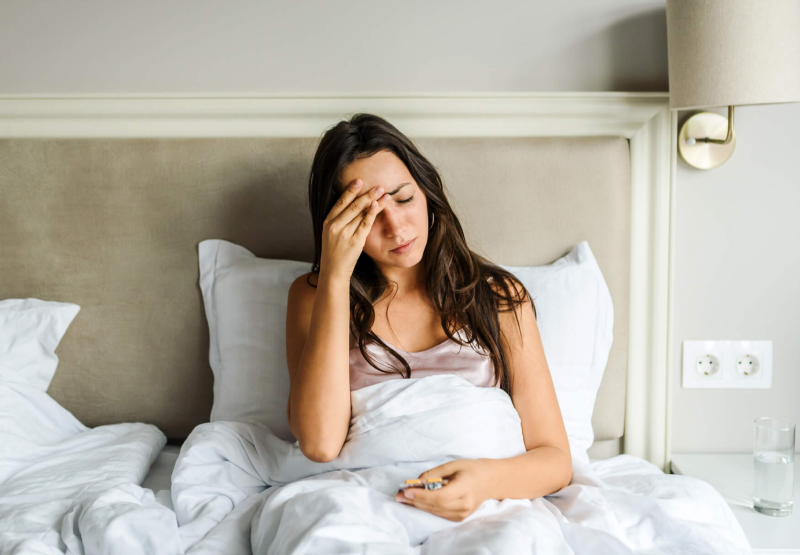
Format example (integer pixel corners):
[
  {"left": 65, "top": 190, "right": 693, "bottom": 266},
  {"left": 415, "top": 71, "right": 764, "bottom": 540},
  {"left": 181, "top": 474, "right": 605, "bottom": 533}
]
[{"left": 398, "top": 196, "right": 414, "bottom": 204}]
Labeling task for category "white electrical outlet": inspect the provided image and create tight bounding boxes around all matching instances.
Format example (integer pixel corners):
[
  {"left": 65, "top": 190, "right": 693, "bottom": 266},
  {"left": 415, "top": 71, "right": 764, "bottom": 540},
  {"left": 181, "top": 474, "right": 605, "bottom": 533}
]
[
  {"left": 682, "top": 340, "right": 772, "bottom": 389},
  {"left": 695, "top": 353, "right": 722, "bottom": 379}
]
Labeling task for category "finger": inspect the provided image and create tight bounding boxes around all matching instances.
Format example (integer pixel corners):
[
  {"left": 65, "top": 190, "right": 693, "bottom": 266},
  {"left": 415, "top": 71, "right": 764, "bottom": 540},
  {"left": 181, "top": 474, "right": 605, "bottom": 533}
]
[
  {"left": 402, "top": 491, "right": 469, "bottom": 521},
  {"left": 345, "top": 189, "right": 390, "bottom": 238},
  {"left": 325, "top": 178, "right": 363, "bottom": 222},
  {"left": 332, "top": 181, "right": 387, "bottom": 229},
  {"left": 418, "top": 461, "right": 460, "bottom": 481},
  {"left": 402, "top": 479, "right": 464, "bottom": 507},
  {"left": 399, "top": 497, "right": 467, "bottom": 522}
]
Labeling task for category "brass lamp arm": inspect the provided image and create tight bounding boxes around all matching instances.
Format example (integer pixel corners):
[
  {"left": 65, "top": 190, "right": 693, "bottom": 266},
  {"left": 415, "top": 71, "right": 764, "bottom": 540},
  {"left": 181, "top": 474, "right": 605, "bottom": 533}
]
[{"left": 686, "top": 106, "right": 735, "bottom": 146}]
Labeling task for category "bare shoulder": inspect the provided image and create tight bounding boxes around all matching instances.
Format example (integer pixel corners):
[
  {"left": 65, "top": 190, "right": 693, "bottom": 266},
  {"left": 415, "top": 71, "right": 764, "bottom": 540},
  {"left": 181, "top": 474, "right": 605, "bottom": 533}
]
[
  {"left": 488, "top": 274, "right": 537, "bottom": 345},
  {"left": 287, "top": 272, "right": 320, "bottom": 321},
  {"left": 289, "top": 271, "right": 320, "bottom": 299},
  {"left": 488, "top": 274, "right": 529, "bottom": 310},
  {"left": 286, "top": 272, "right": 320, "bottom": 378}
]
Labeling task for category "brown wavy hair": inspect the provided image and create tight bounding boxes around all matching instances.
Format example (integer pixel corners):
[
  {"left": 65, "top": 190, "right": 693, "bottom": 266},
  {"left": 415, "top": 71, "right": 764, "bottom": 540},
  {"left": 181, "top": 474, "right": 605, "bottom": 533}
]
[{"left": 305, "top": 113, "right": 536, "bottom": 396}]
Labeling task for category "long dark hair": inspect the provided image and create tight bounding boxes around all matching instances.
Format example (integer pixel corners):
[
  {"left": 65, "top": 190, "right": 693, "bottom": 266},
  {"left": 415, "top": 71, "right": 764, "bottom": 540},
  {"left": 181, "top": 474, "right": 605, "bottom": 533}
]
[{"left": 306, "top": 113, "right": 536, "bottom": 396}]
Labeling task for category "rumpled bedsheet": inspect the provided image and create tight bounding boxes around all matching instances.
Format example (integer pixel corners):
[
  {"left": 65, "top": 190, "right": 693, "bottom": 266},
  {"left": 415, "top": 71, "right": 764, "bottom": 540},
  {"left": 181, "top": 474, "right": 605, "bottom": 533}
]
[
  {"left": 171, "top": 374, "right": 753, "bottom": 554},
  {"left": 0, "top": 373, "right": 752, "bottom": 554},
  {"left": 0, "top": 382, "right": 174, "bottom": 555}
]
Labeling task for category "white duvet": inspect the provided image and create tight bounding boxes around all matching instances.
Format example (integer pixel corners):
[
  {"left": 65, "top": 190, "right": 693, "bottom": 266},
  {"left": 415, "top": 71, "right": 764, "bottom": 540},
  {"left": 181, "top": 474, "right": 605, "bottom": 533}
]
[
  {"left": 1, "top": 374, "right": 753, "bottom": 554},
  {"left": 171, "top": 374, "right": 753, "bottom": 555},
  {"left": 0, "top": 382, "right": 175, "bottom": 555}
]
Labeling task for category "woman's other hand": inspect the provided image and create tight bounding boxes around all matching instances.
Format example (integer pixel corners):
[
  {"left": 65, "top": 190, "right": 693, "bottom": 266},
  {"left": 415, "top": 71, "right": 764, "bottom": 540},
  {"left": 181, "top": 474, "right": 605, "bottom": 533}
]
[{"left": 394, "top": 459, "right": 495, "bottom": 521}]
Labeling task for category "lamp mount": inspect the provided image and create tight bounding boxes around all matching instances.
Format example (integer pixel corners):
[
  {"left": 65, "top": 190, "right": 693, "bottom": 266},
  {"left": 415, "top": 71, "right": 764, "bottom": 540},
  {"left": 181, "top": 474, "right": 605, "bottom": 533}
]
[{"left": 678, "top": 105, "right": 737, "bottom": 170}]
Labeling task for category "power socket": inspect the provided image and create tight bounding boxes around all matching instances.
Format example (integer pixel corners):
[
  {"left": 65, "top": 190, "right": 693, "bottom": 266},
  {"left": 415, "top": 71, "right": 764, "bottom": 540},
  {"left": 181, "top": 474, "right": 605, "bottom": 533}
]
[{"left": 682, "top": 340, "right": 772, "bottom": 389}]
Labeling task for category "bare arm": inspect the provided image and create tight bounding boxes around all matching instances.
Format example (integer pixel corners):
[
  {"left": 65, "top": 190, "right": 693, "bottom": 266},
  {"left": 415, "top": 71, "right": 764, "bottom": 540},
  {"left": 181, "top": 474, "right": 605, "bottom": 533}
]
[
  {"left": 286, "top": 178, "right": 390, "bottom": 463},
  {"left": 484, "top": 278, "right": 573, "bottom": 496},
  {"left": 285, "top": 271, "right": 352, "bottom": 463}
]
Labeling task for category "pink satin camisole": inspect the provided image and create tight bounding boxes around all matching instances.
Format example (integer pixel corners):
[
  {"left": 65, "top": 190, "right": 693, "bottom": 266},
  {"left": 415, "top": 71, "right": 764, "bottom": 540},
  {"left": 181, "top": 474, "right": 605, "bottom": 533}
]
[{"left": 348, "top": 326, "right": 499, "bottom": 392}]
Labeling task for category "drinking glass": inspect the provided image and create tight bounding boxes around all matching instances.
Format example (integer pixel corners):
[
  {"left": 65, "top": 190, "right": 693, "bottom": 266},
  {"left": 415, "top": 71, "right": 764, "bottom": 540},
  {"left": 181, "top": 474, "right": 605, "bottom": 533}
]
[{"left": 753, "top": 417, "right": 795, "bottom": 517}]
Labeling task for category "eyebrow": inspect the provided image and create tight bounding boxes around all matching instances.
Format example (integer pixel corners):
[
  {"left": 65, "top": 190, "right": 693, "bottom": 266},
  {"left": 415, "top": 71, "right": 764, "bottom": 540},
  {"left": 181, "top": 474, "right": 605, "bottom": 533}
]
[
  {"left": 387, "top": 182, "right": 411, "bottom": 195},
  {"left": 337, "top": 182, "right": 411, "bottom": 196}
]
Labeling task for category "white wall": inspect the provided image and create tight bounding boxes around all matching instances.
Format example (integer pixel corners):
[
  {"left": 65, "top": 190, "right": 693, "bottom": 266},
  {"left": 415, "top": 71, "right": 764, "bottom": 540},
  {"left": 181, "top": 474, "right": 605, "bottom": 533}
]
[
  {"left": 2, "top": 0, "right": 797, "bottom": 453},
  {"left": 672, "top": 102, "right": 800, "bottom": 453}
]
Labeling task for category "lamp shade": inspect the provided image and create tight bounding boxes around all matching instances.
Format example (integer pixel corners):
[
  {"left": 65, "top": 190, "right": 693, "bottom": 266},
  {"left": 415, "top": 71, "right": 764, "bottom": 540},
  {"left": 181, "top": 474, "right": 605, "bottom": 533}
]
[{"left": 666, "top": 0, "right": 800, "bottom": 110}]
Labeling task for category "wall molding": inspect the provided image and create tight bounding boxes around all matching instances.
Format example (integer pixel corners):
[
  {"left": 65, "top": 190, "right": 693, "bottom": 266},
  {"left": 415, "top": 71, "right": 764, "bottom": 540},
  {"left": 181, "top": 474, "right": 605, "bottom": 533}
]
[
  {"left": 1, "top": 91, "right": 667, "bottom": 138},
  {"left": 0, "top": 92, "right": 675, "bottom": 472}
]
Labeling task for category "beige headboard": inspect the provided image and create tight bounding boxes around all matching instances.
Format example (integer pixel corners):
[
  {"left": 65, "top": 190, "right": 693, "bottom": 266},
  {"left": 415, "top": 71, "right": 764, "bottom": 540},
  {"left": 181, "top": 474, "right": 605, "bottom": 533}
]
[{"left": 0, "top": 136, "right": 630, "bottom": 450}]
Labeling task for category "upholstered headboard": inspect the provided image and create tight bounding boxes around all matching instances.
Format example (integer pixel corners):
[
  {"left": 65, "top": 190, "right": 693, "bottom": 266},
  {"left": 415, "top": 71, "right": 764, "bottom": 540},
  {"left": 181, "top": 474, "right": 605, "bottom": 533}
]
[{"left": 0, "top": 134, "right": 631, "bottom": 458}]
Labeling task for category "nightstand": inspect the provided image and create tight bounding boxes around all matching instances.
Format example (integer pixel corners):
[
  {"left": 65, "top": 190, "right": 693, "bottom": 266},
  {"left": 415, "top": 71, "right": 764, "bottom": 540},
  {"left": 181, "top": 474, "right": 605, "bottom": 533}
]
[{"left": 671, "top": 454, "right": 800, "bottom": 555}]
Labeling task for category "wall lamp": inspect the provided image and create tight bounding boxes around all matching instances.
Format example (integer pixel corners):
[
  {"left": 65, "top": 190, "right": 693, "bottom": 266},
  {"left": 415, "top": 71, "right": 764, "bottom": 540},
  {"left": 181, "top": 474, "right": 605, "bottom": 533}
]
[{"left": 666, "top": 0, "right": 800, "bottom": 170}]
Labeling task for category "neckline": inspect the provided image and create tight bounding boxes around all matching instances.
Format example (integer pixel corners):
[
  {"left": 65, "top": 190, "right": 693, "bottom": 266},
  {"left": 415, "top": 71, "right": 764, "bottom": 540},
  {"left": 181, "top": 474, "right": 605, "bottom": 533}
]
[{"left": 372, "top": 327, "right": 465, "bottom": 355}]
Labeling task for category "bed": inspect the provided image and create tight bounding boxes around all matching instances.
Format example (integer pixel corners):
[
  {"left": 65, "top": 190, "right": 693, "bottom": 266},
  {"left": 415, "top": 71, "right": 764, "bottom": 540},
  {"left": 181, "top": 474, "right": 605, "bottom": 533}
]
[{"left": 0, "top": 93, "right": 753, "bottom": 553}]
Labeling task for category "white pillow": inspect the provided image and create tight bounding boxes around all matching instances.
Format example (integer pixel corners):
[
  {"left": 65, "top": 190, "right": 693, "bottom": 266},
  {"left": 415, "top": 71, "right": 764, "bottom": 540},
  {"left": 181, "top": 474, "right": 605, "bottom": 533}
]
[
  {"left": 198, "top": 239, "right": 613, "bottom": 460},
  {"left": 500, "top": 241, "right": 614, "bottom": 463},
  {"left": 199, "top": 239, "right": 308, "bottom": 441},
  {"left": 0, "top": 298, "right": 81, "bottom": 391}
]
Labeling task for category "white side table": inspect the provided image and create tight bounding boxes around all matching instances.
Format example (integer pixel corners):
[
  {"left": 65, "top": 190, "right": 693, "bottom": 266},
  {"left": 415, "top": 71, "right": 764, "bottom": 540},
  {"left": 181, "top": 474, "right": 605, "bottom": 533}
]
[{"left": 671, "top": 454, "right": 799, "bottom": 555}]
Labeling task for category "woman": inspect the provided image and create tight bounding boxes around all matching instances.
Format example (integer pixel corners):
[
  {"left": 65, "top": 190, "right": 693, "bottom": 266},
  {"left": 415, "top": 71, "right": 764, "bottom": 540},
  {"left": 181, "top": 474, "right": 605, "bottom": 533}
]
[{"left": 285, "top": 113, "right": 572, "bottom": 522}]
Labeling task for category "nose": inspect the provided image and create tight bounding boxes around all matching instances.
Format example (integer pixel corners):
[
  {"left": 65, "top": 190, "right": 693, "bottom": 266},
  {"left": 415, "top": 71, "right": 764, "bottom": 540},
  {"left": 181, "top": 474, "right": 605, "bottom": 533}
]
[{"left": 379, "top": 204, "right": 405, "bottom": 237}]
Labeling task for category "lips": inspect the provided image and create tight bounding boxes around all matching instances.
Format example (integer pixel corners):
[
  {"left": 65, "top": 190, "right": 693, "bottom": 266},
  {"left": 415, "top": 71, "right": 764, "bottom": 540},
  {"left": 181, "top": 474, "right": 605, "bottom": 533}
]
[{"left": 391, "top": 238, "right": 415, "bottom": 252}]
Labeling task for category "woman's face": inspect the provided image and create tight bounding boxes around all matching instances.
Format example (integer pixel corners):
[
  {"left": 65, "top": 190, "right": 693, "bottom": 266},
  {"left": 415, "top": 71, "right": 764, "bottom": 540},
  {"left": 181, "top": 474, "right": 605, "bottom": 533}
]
[{"left": 339, "top": 150, "right": 429, "bottom": 270}]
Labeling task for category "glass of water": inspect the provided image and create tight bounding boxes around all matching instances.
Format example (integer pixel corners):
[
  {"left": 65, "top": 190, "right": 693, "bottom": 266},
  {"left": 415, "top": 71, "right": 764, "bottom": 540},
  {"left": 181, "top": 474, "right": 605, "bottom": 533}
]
[{"left": 753, "top": 417, "right": 796, "bottom": 517}]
